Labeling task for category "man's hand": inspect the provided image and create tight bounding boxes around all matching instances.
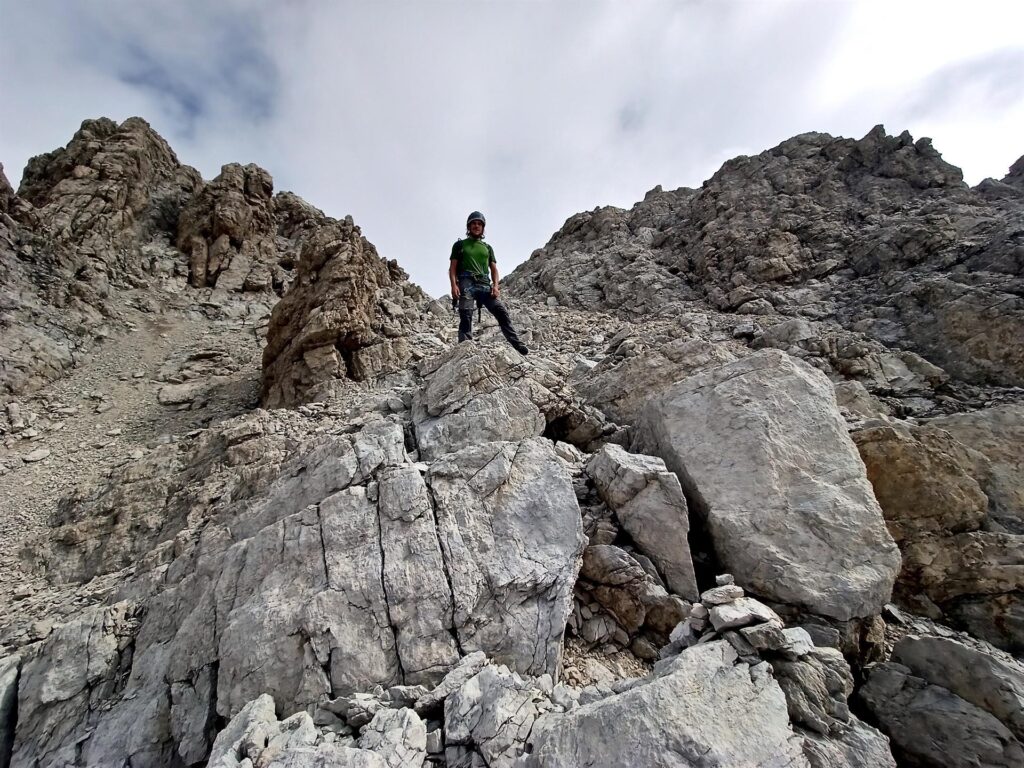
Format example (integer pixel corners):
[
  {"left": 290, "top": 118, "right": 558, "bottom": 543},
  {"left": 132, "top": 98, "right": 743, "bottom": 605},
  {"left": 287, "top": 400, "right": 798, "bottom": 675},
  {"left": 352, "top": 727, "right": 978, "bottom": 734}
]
[
  {"left": 451, "top": 285, "right": 460, "bottom": 299},
  {"left": 490, "top": 283, "right": 500, "bottom": 298}
]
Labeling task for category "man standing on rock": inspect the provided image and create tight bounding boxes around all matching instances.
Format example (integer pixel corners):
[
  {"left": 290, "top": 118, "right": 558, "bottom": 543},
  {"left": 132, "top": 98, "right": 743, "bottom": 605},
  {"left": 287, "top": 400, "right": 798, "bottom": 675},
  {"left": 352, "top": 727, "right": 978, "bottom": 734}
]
[{"left": 449, "top": 211, "right": 529, "bottom": 354}]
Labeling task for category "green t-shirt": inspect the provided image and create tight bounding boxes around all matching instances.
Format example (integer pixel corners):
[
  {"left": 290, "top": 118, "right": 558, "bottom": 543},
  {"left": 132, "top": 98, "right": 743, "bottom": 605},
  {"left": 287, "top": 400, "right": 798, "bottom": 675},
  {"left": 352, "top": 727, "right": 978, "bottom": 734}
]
[{"left": 451, "top": 237, "right": 495, "bottom": 282}]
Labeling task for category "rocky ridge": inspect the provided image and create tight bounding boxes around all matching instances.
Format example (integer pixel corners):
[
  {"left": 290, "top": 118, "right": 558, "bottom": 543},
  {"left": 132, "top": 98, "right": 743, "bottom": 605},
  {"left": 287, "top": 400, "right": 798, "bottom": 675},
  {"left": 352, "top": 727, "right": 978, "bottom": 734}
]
[{"left": 0, "top": 118, "right": 1022, "bottom": 767}]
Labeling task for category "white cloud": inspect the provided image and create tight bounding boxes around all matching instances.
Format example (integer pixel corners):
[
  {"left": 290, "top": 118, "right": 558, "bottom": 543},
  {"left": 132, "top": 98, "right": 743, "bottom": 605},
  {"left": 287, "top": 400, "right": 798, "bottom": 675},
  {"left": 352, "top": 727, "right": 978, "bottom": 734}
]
[{"left": 1, "top": 0, "right": 1022, "bottom": 297}]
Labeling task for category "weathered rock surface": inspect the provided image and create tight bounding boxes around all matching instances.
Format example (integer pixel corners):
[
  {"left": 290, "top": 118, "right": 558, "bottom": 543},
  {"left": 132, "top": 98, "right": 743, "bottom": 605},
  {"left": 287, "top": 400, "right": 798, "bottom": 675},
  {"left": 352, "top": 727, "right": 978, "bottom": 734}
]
[
  {"left": 585, "top": 443, "right": 698, "bottom": 599},
  {"left": 634, "top": 349, "right": 901, "bottom": 621},
  {"left": 527, "top": 641, "right": 809, "bottom": 767},
  {"left": 413, "top": 341, "right": 611, "bottom": 461},
  {"left": 860, "top": 634, "right": 1024, "bottom": 768},
  {"left": 261, "top": 216, "right": 443, "bottom": 408},
  {"left": 176, "top": 162, "right": 280, "bottom": 292},
  {"left": 3, "top": 117, "right": 1023, "bottom": 768},
  {"left": 854, "top": 412, "right": 1024, "bottom": 653},
  {"left": 854, "top": 421, "right": 988, "bottom": 542},
  {"left": 7, "top": 408, "right": 582, "bottom": 764},
  {"left": 507, "top": 125, "right": 1024, "bottom": 389},
  {"left": 928, "top": 405, "right": 1024, "bottom": 533},
  {"left": 445, "top": 665, "right": 548, "bottom": 768}
]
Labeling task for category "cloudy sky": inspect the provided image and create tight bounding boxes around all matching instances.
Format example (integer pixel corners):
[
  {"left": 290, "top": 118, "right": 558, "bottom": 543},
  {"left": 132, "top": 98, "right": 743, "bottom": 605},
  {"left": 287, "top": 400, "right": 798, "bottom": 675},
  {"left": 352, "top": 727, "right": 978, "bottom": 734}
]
[{"left": 2, "top": 1, "right": 1022, "bottom": 297}]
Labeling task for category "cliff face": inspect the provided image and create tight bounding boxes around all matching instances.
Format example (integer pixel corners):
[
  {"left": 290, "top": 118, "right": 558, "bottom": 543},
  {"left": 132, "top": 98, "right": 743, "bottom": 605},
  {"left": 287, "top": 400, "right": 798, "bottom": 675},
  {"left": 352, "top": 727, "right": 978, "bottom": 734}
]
[{"left": 0, "top": 118, "right": 1022, "bottom": 768}]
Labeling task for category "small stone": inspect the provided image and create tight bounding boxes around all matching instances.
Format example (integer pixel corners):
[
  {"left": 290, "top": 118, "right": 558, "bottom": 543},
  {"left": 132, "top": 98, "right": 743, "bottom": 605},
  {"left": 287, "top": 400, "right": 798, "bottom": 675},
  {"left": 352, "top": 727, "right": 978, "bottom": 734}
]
[
  {"left": 133, "top": 371, "right": 146, "bottom": 378},
  {"left": 23, "top": 448, "right": 51, "bottom": 463},
  {"left": 130, "top": 450, "right": 145, "bottom": 460},
  {"left": 715, "top": 574, "right": 736, "bottom": 586},
  {"left": 709, "top": 597, "right": 782, "bottom": 632},
  {"left": 106, "top": 428, "right": 123, "bottom": 436},
  {"left": 426, "top": 729, "right": 443, "bottom": 754},
  {"left": 690, "top": 603, "right": 709, "bottom": 620},
  {"left": 700, "top": 584, "right": 745, "bottom": 605},
  {"left": 95, "top": 402, "right": 113, "bottom": 414}
]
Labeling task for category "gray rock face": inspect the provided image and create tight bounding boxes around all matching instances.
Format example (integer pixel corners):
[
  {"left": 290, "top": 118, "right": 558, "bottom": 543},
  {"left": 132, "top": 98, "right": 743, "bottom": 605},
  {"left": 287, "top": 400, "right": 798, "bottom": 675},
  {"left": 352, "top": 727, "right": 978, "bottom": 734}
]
[
  {"left": 634, "top": 350, "right": 901, "bottom": 621},
  {"left": 413, "top": 343, "right": 545, "bottom": 461},
  {"left": 800, "top": 721, "right": 896, "bottom": 768},
  {"left": 890, "top": 635, "right": 1024, "bottom": 743},
  {"left": 928, "top": 405, "right": 1024, "bottom": 533},
  {"left": 8, "top": 412, "right": 582, "bottom": 765},
  {"left": 208, "top": 693, "right": 389, "bottom": 768},
  {"left": 357, "top": 707, "right": 427, "bottom": 768},
  {"left": 586, "top": 444, "right": 698, "bottom": 599},
  {"left": 428, "top": 438, "right": 586, "bottom": 676},
  {"left": 506, "top": 125, "right": 1024, "bottom": 389},
  {"left": 445, "top": 665, "right": 547, "bottom": 768},
  {"left": 527, "top": 641, "right": 808, "bottom": 767},
  {"left": 860, "top": 659, "right": 1024, "bottom": 768},
  {"left": 0, "top": 654, "right": 19, "bottom": 767}
]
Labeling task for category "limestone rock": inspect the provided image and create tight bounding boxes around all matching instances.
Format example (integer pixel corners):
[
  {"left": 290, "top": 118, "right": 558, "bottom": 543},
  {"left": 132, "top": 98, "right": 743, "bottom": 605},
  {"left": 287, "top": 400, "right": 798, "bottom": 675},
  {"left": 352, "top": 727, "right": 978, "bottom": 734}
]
[
  {"left": 12, "top": 415, "right": 581, "bottom": 765},
  {"left": 261, "top": 217, "right": 441, "bottom": 407},
  {"left": 445, "top": 665, "right": 546, "bottom": 768},
  {"left": 854, "top": 422, "right": 988, "bottom": 542},
  {"left": 357, "top": 707, "right": 426, "bottom": 768},
  {"left": 526, "top": 641, "right": 808, "bottom": 767},
  {"left": 175, "top": 162, "right": 278, "bottom": 292},
  {"left": 585, "top": 444, "right": 698, "bottom": 599},
  {"left": 427, "top": 438, "right": 586, "bottom": 676},
  {"left": 0, "top": 655, "right": 19, "bottom": 766},
  {"left": 413, "top": 343, "right": 545, "bottom": 461},
  {"left": 800, "top": 721, "right": 896, "bottom": 768},
  {"left": 928, "top": 405, "right": 1024, "bottom": 533},
  {"left": 859, "top": 661, "right": 1024, "bottom": 768},
  {"left": 890, "top": 634, "right": 1024, "bottom": 742},
  {"left": 633, "top": 349, "right": 901, "bottom": 621},
  {"left": 900, "top": 531, "right": 1024, "bottom": 653}
]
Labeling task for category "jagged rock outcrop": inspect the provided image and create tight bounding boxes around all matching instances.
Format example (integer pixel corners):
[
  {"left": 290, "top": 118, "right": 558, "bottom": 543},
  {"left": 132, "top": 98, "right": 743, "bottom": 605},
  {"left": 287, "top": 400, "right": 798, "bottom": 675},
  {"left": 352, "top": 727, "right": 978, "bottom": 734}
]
[
  {"left": 0, "top": 118, "right": 201, "bottom": 396},
  {"left": 5, "top": 339, "right": 585, "bottom": 765},
  {"left": 854, "top": 408, "right": 1024, "bottom": 654},
  {"left": 261, "top": 217, "right": 446, "bottom": 408},
  {"left": 633, "top": 349, "right": 901, "bottom": 622},
  {"left": 176, "top": 162, "right": 280, "bottom": 292},
  {"left": 507, "top": 125, "right": 1024, "bottom": 390},
  {"left": 860, "top": 632, "right": 1024, "bottom": 767},
  {"left": 4, "top": 117, "right": 1023, "bottom": 768}
]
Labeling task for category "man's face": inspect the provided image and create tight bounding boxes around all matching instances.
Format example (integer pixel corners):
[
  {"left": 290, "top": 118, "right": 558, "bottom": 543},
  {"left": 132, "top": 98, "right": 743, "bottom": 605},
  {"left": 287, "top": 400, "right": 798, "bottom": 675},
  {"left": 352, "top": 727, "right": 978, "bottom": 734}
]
[{"left": 468, "top": 220, "right": 484, "bottom": 237}]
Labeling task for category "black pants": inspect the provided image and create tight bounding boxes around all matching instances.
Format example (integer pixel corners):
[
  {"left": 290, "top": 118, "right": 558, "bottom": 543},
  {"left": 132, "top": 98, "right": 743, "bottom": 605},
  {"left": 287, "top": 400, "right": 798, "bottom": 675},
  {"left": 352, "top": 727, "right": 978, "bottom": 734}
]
[{"left": 458, "top": 276, "right": 524, "bottom": 348}]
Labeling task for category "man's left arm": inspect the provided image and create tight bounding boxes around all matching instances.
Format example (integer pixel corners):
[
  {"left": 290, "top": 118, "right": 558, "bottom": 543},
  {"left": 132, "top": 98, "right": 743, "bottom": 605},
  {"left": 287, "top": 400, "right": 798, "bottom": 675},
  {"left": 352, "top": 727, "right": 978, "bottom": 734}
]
[{"left": 490, "top": 261, "right": 501, "bottom": 297}]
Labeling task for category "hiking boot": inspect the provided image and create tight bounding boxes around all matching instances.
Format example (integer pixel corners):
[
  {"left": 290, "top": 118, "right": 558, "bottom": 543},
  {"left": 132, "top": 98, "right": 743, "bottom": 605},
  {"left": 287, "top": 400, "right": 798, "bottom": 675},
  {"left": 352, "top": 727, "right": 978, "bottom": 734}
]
[{"left": 512, "top": 341, "right": 529, "bottom": 355}]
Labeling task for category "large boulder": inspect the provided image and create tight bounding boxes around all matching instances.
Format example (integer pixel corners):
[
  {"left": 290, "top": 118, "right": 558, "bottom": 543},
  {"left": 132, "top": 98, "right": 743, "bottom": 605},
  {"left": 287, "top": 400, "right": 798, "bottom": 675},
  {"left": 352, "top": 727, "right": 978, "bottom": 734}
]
[
  {"left": 526, "top": 641, "right": 808, "bottom": 767},
  {"left": 633, "top": 349, "right": 900, "bottom": 621}
]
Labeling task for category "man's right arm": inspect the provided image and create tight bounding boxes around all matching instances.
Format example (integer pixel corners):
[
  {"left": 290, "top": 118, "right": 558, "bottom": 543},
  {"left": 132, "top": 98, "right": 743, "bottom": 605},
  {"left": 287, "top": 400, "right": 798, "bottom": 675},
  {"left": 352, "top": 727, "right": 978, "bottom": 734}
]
[{"left": 449, "top": 259, "right": 459, "bottom": 298}]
